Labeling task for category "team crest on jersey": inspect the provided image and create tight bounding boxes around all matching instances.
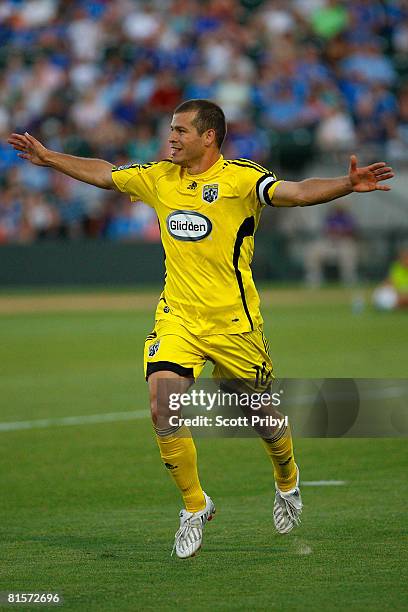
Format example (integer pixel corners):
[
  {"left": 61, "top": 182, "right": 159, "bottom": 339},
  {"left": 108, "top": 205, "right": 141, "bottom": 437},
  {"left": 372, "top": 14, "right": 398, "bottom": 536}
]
[
  {"left": 202, "top": 184, "right": 219, "bottom": 203},
  {"left": 148, "top": 340, "right": 160, "bottom": 358}
]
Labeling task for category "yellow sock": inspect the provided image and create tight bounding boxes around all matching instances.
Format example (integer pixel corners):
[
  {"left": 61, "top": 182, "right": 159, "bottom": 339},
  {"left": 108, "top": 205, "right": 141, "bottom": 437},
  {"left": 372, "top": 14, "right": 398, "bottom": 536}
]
[
  {"left": 156, "top": 425, "right": 205, "bottom": 513},
  {"left": 261, "top": 424, "right": 297, "bottom": 492}
]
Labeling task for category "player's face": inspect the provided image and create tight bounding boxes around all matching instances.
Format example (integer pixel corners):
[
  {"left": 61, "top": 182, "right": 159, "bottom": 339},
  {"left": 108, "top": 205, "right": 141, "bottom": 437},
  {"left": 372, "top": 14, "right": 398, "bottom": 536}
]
[{"left": 169, "top": 112, "right": 207, "bottom": 166}]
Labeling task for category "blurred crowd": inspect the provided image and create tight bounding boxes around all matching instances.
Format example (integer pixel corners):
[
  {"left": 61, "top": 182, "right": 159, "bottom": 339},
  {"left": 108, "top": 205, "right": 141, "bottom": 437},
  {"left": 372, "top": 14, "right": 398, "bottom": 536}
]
[{"left": 1, "top": 0, "right": 407, "bottom": 243}]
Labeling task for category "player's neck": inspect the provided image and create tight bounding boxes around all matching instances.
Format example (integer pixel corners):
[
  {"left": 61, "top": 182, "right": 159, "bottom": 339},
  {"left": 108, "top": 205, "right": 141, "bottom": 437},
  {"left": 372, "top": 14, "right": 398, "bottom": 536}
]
[{"left": 185, "top": 151, "right": 221, "bottom": 176}]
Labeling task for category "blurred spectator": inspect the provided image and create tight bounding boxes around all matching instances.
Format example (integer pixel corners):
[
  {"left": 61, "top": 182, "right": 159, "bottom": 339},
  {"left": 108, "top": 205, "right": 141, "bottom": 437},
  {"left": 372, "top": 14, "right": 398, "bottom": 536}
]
[
  {"left": 122, "top": 5, "right": 162, "bottom": 42},
  {"left": 354, "top": 95, "right": 390, "bottom": 155},
  {"left": 310, "top": 0, "right": 348, "bottom": 39},
  {"left": 305, "top": 204, "right": 359, "bottom": 287},
  {"left": 347, "top": 0, "right": 386, "bottom": 38},
  {"left": 200, "top": 33, "right": 235, "bottom": 78},
  {"left": 0, "top": 186, "right": 24, "bottom": 243},
  {"left": 106, "top": 201, "right": 159, "bottom": 242},
  {"left": 296, "top": 44, "right": 332, "bottom": 86},
  {"left": 316, "top": 103, "right": 357, "bottom": 153},
  {"left": 262, "top": 82, "right": 305, "bottom": 131},
  {"left": 340, "top": 41, "right": 396, "bottom": 86},
  {"left": 224, "top": 118, "right": 269, "bottom": 164},
  {"left": 183, "top": 69, "right": 216, "bottom": 100},
  {"left": 149, "top": 70, "right": 182, "bottom": 114},
  {"left": 71, "top": 87, "right": 108, "bottom": 129},
  {"left": 215, "top": 68, "right": 251, "bottom": 122},
  {"left": 67, "top": 7, "right": 105, "bottom": 61},
  {"left": 127, "top": 125, "right": 160, "bottom": 165},
  {"left": 372, "top": 249, "right": 408, "bottom": 310},
  {"left": 25, "top": 192, "right": 60, "bottom": 240},
  {"left": 261, "top": 0, "right": 296, "bottom": 37},
  {"left": 0, "top": 0, "right": 406, "bottom": 244},
  {"left": 112, "top": 87, "right": 139, "bottom": 126},
  {"left": 0, "top": 130, "right": 18, "bottom": 172},
  {"left": 387, "top": 83, "right": 408, "bottom": 162}
]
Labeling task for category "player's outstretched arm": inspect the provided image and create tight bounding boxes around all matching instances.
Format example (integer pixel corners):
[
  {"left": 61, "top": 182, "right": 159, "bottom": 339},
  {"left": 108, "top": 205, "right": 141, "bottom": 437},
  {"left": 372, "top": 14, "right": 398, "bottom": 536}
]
[
  {"left": 271, "top": 154, "right": 395, "bottom": 207},
  {"left": 7, "top": 132, "right": 115, "bottom": 190}
]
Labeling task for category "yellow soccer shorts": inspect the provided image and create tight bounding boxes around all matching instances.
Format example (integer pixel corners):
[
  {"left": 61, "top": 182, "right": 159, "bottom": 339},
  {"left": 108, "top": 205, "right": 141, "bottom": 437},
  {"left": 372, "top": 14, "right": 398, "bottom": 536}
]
[{"left": 144, "top": 319, "right": 273, "bottom": 390}]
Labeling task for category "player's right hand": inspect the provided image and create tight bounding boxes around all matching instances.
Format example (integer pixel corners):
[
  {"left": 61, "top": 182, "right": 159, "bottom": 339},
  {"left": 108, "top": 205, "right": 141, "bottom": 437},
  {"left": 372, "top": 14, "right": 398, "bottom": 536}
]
[{"left": 7, "top": 132, "right": 50, "bottom": 166}]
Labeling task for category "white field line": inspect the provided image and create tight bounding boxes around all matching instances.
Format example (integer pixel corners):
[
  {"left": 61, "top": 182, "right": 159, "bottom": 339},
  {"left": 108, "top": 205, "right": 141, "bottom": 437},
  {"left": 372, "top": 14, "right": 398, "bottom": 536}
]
[
  {"left": 302, "top": 480, "right": 346, "bottom": 486},
  {"left": 1, "top": 382, "right": 405, "bottom": 434},
  {"left": 0, "top": 409, "right": 148, "bottom": 432}
]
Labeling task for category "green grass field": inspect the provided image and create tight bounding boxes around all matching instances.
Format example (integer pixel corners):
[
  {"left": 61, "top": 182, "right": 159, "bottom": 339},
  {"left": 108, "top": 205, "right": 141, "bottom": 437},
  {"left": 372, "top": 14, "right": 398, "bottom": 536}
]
[{"left": 0, "top": 287, "right": 407, "bottom": 611}]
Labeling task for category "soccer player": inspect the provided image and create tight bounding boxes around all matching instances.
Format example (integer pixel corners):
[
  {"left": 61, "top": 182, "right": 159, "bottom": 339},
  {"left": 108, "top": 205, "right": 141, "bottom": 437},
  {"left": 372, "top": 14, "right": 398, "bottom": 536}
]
[
  {"left": 372, "top": 248, "right": 408, "bottom": 310},
  {"left": 8, "top": 99, "right": 394, "bottom": 558}
]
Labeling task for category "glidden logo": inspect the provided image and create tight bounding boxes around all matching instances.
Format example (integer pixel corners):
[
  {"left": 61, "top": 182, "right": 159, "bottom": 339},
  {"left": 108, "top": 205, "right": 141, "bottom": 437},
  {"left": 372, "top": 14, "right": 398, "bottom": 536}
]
[{"left": 166, "top": 211, "right": 212, "bottom": 242}]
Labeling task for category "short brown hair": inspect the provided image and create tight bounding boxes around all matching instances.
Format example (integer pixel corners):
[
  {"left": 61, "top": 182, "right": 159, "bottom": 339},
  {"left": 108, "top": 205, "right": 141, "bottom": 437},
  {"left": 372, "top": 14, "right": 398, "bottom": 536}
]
[{"left": 174, "top": 99, "right": 227, "bottom": 149}]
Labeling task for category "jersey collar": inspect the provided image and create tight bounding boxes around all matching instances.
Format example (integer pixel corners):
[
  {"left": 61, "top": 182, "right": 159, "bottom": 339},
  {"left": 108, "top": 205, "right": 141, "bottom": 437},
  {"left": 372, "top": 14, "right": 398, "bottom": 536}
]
[{"left": 184, "top": 155, "right": 224, "bottom": 181}]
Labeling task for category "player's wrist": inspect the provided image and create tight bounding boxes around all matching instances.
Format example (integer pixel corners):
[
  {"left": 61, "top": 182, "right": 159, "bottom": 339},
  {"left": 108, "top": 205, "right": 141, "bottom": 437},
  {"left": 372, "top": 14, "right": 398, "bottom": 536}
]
[
  {"left": 42, "top": 146, "right": 66, "bottom": 168},
  {"left": 343, "top": 175, "right": 354, "bottom": 194},
  {"left": 41, "top": 148, "right": 56, "bottom": 167}
]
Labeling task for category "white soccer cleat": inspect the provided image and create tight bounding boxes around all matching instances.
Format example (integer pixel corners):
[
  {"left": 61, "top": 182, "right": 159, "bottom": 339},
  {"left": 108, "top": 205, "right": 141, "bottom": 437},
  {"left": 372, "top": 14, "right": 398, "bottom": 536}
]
[
  {"left": 273, "top": 466, "right": 302, "bottom": 534},
  {"left": 172, "top": 492, "right": 216, "bottom": 558}
]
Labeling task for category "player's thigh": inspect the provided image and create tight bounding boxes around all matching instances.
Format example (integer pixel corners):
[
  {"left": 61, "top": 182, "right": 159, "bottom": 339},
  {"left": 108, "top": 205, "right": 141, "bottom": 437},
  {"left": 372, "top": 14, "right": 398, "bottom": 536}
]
[
  {"left": 208, "top": 327, "right": 273, "bottom": 389},
  {"left": 144, "top": 321, "right": 206, "bottom": 384}
]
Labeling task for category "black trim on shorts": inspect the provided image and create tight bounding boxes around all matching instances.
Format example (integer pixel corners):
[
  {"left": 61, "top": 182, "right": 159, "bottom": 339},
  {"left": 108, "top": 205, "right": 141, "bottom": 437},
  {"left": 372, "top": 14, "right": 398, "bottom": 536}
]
[
  {"left": 146, "top": 361, "right": 194, "bottom": 380},
  {"left": 233, "top": 216, "right": 255, "bottom": 331}
]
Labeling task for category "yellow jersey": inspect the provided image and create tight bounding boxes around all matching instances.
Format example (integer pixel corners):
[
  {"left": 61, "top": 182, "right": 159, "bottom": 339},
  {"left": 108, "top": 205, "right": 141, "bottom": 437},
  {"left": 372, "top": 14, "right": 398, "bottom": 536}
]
[
  {"left": 111, "top": 155, "right": 282, "bottom": 335},
  {"left": 390, "top": 261, "right": 408, "bottom": 293}
]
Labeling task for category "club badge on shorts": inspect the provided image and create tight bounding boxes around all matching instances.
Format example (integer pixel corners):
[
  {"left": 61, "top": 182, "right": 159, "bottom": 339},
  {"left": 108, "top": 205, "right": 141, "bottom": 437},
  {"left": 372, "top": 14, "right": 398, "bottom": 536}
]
[
  {"left": 148, "top": 340, "right": 160, "bottom": 358},
  {"left": 202, "top": 184, "right": 219, "bottom": 203}
]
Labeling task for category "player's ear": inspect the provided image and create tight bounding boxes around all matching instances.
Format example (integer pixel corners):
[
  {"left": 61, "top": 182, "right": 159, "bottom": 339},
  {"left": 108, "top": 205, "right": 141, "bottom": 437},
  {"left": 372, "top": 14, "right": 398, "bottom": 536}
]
[{"left": 204, "top": 129, "right": 216, "bottom": 147}]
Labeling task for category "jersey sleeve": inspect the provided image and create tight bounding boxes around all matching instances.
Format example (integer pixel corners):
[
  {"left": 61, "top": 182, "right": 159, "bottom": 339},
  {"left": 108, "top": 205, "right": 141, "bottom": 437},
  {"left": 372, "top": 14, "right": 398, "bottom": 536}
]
[
  {"left": 231, "top": 159, "right": 283, "bottom": 208},
  {"left": 111, "top": 161, "right": 170, "bottom": 207}
]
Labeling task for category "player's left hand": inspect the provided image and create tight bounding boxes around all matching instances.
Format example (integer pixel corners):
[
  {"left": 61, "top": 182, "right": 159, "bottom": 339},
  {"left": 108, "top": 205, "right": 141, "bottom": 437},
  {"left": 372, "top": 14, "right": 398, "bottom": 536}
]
[{"left": 349, "top": 154, "right": 394, "bottom": 192}]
